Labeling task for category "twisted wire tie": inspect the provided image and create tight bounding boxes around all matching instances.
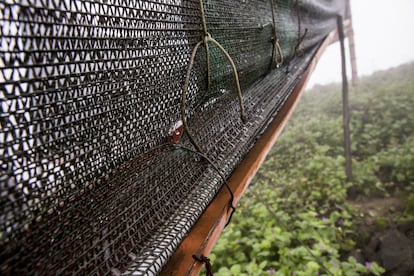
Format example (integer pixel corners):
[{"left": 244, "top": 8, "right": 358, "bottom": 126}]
[
  {"left": 293, "top": 0, "right": 308, "bottom": 57},
  {"left": 293, "top": 29, "right": 308, "bottom": 57},
  {"left": 269, "top": 0, "right": 284, "bottom": 68},
  {"left": 192, "top": 254, "right": 214, "bottom": 276},
  {"left": 272, "top": 38, "right": 284, "bottom": 68},
  {"left": 200, "top": 0, "right": 211, "bottom": 93},
  {"left": 285, "top": 0, "right": 308, "bottom": 74}
]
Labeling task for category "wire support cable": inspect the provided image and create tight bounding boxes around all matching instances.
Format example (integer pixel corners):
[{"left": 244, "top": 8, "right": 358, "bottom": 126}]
[
  {"left": 174, "top": 144, "right": 236, "bottom": 227},
  {"left": 181, "top": 0, "right": 247, "bottom": 154}
]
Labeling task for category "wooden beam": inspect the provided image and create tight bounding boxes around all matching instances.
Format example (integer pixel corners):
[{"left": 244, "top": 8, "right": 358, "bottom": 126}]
[{"left": 346, "top": 0, "right": 359, "bottom": 86}]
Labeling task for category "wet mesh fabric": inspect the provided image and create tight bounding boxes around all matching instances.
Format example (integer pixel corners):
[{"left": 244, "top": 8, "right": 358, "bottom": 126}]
[{"left": 0, "top": 0, "right": 345, "bottom": 274}]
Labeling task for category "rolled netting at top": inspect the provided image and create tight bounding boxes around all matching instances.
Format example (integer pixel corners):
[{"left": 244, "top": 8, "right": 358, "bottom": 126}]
[{"left": 0, "top": 0, "right": 345, "bottom": 274}]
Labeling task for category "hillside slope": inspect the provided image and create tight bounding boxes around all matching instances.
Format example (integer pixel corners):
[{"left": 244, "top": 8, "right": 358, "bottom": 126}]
[{"left": 208, "top": 62, "right": 414, "bottom": 275}]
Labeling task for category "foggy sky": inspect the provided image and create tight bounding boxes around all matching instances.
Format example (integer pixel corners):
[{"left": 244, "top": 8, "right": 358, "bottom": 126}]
[{"left": 307, "top": 0, "right": 414, "bottom": 88}]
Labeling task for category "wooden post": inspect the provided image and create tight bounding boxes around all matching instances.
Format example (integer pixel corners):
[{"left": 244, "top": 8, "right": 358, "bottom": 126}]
[
  {"left": 337, "top": 15, "right": 354, "bottom": 198},
  {"left": 346, "top": 0, "right": 359, "bottom": 86},
  {"left": 347, "top": 30, "right": 358, "bottom": 86}
]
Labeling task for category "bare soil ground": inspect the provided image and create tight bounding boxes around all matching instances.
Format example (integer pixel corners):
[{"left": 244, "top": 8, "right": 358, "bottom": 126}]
[{"left": 351, "top": 197, "right": 414, "bottom": 276}]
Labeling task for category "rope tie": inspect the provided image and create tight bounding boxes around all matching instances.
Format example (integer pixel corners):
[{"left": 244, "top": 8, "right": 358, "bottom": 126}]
[
  {"left": 179, "top": 0, "right": 242, "bottom": 227},
  {"left": 292, "top": 0, "right": 308, "bottom": 58},
  {"left": 182, "top": 0, "right": 247, "bottom": 153},
  {"left": 285, "top": 0, "right": 308, "bottom": 73},
  {"left": 269, "top": 0, "right": 284, "bottom": 69},
  {"left": 193, "top": 254, "right": 214, "bottom": 276},
  {"left": 271, "top": 38, "right": 284, "bottom": 68}
]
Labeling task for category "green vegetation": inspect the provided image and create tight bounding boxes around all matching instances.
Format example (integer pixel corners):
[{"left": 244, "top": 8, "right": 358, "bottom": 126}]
[{"left": 208, "top": 62, "right": 414, "bottom": 275}]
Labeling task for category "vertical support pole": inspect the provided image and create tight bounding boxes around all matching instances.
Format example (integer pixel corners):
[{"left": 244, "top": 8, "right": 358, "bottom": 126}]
[
  {"left": 337, "top": 15, "right": 354, "bottom": 197},
  {"left": 347, "top": 30, "right": 359, "bottom": 86},
  {"left": 346, "top": 0, "right": 359, "bottom": 86}
]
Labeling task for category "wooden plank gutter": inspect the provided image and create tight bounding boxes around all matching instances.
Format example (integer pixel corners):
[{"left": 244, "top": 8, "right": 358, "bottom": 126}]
[{"left": 161, "top": 20, "right": 351, "bottom": 276}]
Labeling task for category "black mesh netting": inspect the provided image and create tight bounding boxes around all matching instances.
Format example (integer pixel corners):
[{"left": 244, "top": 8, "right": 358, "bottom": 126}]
[{"left": 0, "top": 0, "right": 345, "bottom": 274}]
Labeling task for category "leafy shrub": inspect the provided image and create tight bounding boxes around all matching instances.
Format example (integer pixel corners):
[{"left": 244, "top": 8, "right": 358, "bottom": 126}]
[
  {"left": 375, "top": 137, "right": 414, "bottom": 190},
  {"left": 209, "top": 63, "right": 414, "bottom": 275}
]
